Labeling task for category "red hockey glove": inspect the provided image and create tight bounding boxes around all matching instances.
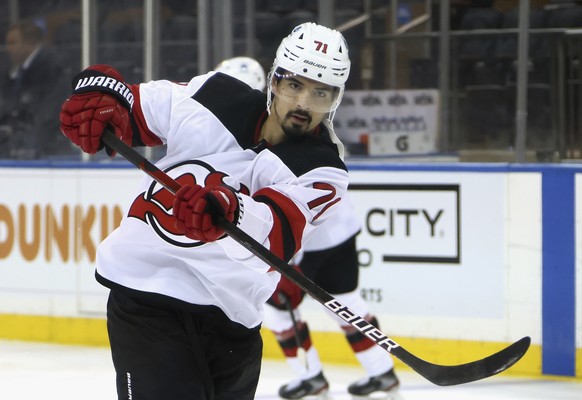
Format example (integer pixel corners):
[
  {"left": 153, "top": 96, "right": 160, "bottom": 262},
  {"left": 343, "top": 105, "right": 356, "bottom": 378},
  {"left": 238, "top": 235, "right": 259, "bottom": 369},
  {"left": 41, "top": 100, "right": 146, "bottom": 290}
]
[
  {"left": 60, "top": 64, "right": 133, "bottom": 155},
  {"left": 267, "top": 265, "right": 305, "bottom": 311},
  {"left": 173, "top": 184, "right": 240, "bottom": 242}
]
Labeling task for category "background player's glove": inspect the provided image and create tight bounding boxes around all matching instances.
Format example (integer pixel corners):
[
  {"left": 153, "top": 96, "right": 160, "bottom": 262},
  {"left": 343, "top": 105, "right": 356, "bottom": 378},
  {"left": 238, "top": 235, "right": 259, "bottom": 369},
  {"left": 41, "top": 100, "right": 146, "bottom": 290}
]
[
  {"left": 173, "top": 184, "right": 240, "bottom": 242},
  {"left": 60, "top": 64, "right": 133, "bottom": 155},
  {"left": 267, "top": 265, "right": 306, "bottom": 310}
]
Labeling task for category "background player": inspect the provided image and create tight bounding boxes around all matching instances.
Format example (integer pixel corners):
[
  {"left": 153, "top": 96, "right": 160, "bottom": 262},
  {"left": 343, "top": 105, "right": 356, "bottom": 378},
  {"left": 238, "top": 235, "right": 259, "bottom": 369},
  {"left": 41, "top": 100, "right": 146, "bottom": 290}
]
[
  {"left": 265, "top": 196, "right": 399, "bottom": 399},
  {"left": 214, "top": 56, "right": 266, "bottom": 92}
]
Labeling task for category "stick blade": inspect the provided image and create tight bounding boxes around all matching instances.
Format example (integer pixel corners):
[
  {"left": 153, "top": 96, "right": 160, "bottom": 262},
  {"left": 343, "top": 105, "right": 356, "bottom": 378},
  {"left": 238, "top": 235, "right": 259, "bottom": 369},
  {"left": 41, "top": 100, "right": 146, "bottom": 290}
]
[{"left": 392, "top": 336, "right": 531, "bottom": 386}]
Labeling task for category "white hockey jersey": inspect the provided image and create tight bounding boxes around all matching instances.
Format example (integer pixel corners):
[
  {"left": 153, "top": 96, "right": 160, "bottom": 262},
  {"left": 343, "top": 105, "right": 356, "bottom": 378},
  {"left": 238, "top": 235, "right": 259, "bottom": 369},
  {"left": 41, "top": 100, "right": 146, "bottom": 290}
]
[
  {"left": 301, "top": 194, "right": 360, "bottom": 253},
  {"left": 95, "top": 72, "right": 349, "bottom": 328}
]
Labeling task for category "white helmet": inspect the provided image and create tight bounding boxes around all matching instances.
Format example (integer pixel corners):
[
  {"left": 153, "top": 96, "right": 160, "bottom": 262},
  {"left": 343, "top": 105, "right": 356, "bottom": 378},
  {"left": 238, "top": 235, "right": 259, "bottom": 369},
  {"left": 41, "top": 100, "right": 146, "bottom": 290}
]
[
  {"left": 215, "top": 56, "right": 266, "bottom": 91},
  {"left": 267, "top": 22, "right": 351, "bottom": 114}
]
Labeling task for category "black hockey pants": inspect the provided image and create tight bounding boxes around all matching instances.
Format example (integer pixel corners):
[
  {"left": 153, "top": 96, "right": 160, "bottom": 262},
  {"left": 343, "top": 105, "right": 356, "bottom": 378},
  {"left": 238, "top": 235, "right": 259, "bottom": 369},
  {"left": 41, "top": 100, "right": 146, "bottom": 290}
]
[{"left": 106, "top": 290, "right": 262, "bottom": 400}]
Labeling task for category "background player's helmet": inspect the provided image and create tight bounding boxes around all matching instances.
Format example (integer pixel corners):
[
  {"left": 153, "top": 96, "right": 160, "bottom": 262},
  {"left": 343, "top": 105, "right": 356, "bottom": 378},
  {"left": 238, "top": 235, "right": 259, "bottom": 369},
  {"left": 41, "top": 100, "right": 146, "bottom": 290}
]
[
  {"left": 267, "top": 22, "right": 351, "bottom": 115},
  {"left": 214, "top": 56, "right": 266, "bottom": 91}
]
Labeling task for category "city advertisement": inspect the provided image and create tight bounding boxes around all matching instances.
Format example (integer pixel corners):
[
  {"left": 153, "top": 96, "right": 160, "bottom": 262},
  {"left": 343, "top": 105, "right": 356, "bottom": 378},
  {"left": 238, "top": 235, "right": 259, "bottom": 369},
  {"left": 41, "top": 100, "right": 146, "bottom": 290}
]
[{"left": 302, "top": 170, "right": 507, "bottom": 326}]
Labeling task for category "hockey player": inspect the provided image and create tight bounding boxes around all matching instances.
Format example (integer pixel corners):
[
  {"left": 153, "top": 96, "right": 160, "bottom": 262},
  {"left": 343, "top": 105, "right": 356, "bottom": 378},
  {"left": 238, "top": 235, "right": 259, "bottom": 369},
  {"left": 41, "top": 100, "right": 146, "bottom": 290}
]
[
  {"left": 216, "top": 55, "right": 399, "bottom": 399},
  {"left": 214, "top": 56, "right": 266, "bottom": 91},
  {"left": 265, "top": 195, "right": 399, "bottom": 399},
  {"left": 59, "top": 23, "right": 350, "bottom": 400}
]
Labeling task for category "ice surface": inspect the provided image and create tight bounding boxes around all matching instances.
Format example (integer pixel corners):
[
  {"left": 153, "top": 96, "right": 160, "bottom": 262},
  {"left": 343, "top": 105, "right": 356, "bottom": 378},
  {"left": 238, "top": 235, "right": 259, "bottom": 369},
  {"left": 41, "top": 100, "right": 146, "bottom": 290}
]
[{"left": 1, "top": 340, "right": 580, "bottom": 400}]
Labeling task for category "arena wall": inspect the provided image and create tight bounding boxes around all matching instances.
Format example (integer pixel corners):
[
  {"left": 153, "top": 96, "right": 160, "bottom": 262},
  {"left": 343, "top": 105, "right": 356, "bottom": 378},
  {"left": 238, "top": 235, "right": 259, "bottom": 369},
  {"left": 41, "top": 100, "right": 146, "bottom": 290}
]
[{"left": 0, "top": 162, "right": 579, "bottom": 379}]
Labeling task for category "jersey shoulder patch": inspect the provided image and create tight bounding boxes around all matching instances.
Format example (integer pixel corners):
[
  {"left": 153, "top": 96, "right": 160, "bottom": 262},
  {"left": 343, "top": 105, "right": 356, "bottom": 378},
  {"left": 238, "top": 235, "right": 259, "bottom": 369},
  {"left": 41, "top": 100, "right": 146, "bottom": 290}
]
[
  {"left": 269, "top": 134, "right": 347, "bottom": 177},
  {"left": 192, "top": 73, "right": 265, "bottom": 149}
]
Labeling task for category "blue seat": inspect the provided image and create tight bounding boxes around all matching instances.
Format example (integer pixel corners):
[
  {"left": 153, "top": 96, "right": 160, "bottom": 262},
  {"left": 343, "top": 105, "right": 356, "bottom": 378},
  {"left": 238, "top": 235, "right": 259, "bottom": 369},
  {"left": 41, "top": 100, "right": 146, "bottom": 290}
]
[
  {"left": 458, "top": 7, "right": 503, "bottom": 60},
  {"left": 457, "top": 7, "right": 503, "bottom": 87}
]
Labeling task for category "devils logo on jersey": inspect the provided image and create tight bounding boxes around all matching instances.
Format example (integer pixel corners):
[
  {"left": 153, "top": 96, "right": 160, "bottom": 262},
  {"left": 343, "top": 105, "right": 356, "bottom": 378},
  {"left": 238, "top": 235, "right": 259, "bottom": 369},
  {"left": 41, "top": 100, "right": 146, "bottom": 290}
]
[{"left": 128, "top": 160, "right": 249, "bottom": 247}]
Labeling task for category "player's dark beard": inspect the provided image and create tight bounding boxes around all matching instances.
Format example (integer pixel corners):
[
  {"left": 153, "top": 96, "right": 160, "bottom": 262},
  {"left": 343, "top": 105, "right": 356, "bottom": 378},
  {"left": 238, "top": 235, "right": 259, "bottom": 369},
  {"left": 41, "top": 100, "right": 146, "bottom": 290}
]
[{"left": 281, "top": 109, "right": 312, "bottom": 140}]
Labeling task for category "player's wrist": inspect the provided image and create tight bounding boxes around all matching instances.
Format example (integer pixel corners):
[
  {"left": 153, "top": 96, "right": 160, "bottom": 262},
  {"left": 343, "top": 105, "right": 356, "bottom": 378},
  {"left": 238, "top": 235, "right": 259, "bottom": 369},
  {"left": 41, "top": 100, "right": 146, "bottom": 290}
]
[
  {"left": 235, "top": 194, "right": 273, "bottom": 243},
  {"left": 71, "top": 65, "right": 134, "bottom": 111}
]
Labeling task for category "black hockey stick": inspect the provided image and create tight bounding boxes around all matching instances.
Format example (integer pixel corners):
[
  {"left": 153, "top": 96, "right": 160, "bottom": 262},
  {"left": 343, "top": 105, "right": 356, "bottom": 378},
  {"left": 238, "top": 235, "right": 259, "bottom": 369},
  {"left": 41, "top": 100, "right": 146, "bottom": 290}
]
[
  {"left": 102, "top": 130, "right": 531, "bottom": 386},
  {"left": 278, "top": 292, "right": 309, "bottom": 369}
]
